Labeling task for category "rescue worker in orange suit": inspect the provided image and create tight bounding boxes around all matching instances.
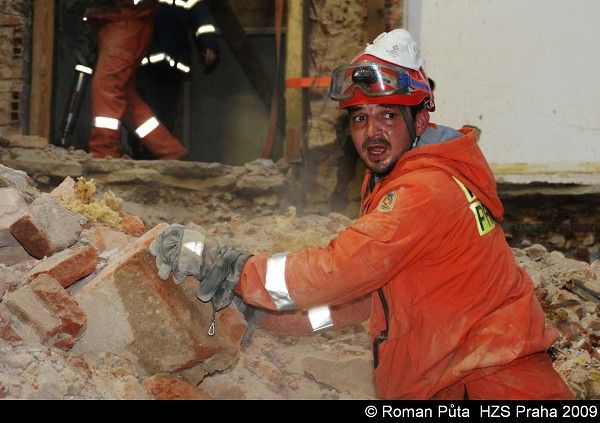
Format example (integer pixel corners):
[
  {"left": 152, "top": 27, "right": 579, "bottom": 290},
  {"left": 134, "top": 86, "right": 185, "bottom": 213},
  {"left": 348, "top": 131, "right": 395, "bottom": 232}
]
[
  {"left": 129, "top": 0, "right": 219, "bottom": 159},
  {"left": 84, "top": 0, "right": 187, "bottom": 159},
  {"left": 148, "top": 29, "right": 574, "bottom": 399}
]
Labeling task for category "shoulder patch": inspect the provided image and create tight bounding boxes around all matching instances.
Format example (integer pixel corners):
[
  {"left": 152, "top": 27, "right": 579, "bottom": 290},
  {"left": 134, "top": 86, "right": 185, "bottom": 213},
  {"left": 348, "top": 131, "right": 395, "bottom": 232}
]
[
  {"left": 452, "top": 175, "right": 496, "bottom": 236},
  {"left": 377, "top": 191, "right": 397, "bottom": 212}
]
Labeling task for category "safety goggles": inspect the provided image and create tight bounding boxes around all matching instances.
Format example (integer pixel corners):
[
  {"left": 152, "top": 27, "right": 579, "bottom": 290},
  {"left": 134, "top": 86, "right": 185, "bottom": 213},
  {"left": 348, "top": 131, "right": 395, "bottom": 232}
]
[{"left": 329, "top": 62, "right": 429, "bottom": 101}]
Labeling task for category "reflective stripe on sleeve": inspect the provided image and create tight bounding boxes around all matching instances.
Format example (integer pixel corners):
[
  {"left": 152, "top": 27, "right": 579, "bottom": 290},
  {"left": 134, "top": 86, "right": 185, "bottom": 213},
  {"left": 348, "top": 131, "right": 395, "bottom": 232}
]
[
  {"left": 143, "top": 52, "right": 190, "bottom": 74},
  {"left": 195, "top": 24, "right": 216, "bottom": 37},
  {"left": 94, "top": 117, "right": 120, "bottom": 130},
  {"left": 176, "top": 63, "right": 191, "bottom": 73},
  {"left": 135, "top": 117, "right": 160, "bottom": 138},
  {"left": 307, "top": 305, "right": 333, "bottom": 332},
  {"left": 177, "top": 0, "right": 202, "bottom": 9},
  {"left": 149, "top": 53, "right": 166, "bottom": 63},
  {"left": 265, "top": 253, "right": 296, "bottom": 311}
]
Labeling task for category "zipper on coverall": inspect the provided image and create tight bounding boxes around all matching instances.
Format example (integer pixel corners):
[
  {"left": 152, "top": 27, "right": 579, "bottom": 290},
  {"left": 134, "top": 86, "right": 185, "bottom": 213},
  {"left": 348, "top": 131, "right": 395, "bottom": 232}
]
[{"left": 373, "top": 288, "right": 389, "bottom": 368}]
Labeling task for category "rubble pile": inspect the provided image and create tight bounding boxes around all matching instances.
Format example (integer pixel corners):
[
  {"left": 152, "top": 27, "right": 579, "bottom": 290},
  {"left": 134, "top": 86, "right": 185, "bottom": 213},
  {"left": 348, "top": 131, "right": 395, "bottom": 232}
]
[
  {"left": 514, "top": 245, "right": 600, "bottom": 398},
  {"left": 0, "top": 163, "right": 245, "bottom": 399},
  {"left": 1, "top": 159, "right": 599, "bottom": 399},
  {"left": 502, "top": 194, "right": 600, "bottom": 264}
]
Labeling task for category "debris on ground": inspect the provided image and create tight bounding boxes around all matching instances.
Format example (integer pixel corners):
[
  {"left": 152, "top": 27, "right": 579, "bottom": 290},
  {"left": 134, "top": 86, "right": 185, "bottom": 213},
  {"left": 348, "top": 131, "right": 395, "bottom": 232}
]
[{"left": 1, "top": 160, "right": 599, "bottom": 399}]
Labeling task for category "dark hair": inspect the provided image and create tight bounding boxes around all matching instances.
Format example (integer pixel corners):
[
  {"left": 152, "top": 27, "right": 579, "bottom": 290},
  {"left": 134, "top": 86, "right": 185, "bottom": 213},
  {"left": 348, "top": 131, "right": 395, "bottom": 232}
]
[{"left": 410, "top": 103, "right": 426, "bottom": 120}]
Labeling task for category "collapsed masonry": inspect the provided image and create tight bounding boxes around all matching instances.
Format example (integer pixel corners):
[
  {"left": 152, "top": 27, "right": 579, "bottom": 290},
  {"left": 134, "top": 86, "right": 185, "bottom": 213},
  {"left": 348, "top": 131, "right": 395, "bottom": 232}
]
[
  {"left": 0, "top": 167, "right": 246, "bottom": 398},
  {"left": 1, "top": 149, "right": 600, "bottom": 399}
]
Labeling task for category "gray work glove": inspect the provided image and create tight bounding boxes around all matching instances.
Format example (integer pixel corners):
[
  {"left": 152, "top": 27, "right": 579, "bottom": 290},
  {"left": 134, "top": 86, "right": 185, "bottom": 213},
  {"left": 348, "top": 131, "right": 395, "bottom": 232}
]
[
  {"left": 149, "top": 224, "right": 220, "bottom": 284},
  {"left": 198, "top": 246, "right": 252, "bottom": 311},
  {"left": 233, "top": 296, "right": 267, "bottom": 347},
  {"left": 149, "top": 224, "right": 252, "bottom": 312}
]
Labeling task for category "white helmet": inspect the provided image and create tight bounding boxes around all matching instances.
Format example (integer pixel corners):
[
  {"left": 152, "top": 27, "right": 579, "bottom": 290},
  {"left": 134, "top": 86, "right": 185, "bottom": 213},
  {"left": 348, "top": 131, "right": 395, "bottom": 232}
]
[
  {"left": 363, "top": 28, "right": 423, "bottom": 70},
  {"left": 331, "top": 28, "right": 434, "bottom": 111}
]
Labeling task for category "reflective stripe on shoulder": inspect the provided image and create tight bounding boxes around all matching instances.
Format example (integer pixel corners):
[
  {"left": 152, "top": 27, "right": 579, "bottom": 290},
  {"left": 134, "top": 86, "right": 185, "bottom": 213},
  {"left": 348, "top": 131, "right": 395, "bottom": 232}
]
[
  {"left": 308, "top": 305, "right": 333, "bottom": 332},
  {"left": 452, "top": 176, "right": 496, "bottom": 236},
  {"left": 265, "top": 252, "right": 296, "bottom": 311}
]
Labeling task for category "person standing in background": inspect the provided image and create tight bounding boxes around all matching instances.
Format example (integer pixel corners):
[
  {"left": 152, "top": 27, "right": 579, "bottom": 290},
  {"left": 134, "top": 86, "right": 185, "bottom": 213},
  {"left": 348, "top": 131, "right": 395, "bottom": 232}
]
[
  {"left": 129, "top": 0, "right": 219, "bottom": 159},
  {"left": 85, "top": 0, "right": 188, "bottom": 160}
]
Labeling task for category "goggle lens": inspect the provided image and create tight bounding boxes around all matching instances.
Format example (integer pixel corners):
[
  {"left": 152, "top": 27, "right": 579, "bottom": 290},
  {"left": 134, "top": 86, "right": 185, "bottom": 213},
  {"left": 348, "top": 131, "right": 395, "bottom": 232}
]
[{"left": 329, "top": 62, "right": 420, "bottom": 101}]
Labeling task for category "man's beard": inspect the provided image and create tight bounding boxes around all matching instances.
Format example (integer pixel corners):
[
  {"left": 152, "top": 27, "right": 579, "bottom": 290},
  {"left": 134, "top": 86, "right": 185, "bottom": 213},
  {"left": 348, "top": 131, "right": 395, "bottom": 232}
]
[{"left": 360, "top": 136, "right": 398, "bottom": 175}]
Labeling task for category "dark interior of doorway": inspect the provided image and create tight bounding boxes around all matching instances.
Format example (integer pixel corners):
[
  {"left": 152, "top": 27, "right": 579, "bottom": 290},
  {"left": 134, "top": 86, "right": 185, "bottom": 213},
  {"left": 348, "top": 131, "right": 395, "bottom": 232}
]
[{"left": 51, "top": 2, "right": 284, "bottom": 165}]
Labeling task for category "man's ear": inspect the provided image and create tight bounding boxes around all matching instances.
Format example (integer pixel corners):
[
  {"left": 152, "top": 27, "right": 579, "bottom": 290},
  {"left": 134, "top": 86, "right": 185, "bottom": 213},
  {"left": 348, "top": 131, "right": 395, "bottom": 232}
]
[{"left": 415, "top": 109, "right": 430, "bottom": 136}]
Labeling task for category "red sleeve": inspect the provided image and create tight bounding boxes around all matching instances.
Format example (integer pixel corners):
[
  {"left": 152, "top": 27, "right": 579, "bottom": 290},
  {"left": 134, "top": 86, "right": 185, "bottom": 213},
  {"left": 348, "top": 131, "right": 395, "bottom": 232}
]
[
  {"left": 236, "top": 180, "right": 439, "bottom": 311},
  {"left": 258, "top": 294, "right": 372, "bottom": 336}
]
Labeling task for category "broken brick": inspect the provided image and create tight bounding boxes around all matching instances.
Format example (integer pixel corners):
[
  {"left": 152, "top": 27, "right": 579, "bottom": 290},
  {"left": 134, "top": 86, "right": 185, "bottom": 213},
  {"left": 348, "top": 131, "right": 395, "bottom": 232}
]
[
  {"left": 143, "top": 375, "right": 213, "bottom": 400},
  {"left": 0, "top": 187, "right": 32, "bottom": 267},
  {"left": 0, "top": 228, "right": 34, "bottom": 266},
  {"left": 118, "top": 211, "right": 145, "bottom": 237},
  {"left": 10, "top": 193, "right": 81, "bottom": 259},
  {"left": 50, "top": 176, "right": 77, "bottom": 203},
  {"left": 0, "top": 187, "right": 26, "bottom": 228},
  {"left": 0, "top": 304, "right": 22, "bottom": 346},
  {"left": 30, "top": 274, "right": 87, "bottom": 337},
  {"left": 72, "top": 224, "right": 246, "bottom": 384},
  {"left": 3, "top": 274, "right": 86, "bottom": 350},
  {"left": 81, "top": 224, "right": 133, "bottom": 253},
  {"left": 26, "top": 245, "right": 98, "bottom": 288},
  {"left": 0, "top": 164, "right": 32, "bottom": 188}
]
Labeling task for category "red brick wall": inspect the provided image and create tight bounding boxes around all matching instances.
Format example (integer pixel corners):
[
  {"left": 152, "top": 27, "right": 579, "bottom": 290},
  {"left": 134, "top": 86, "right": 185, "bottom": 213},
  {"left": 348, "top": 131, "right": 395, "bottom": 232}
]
[{"left": 0, "top": 0, "right": 27, "bottom": 134}]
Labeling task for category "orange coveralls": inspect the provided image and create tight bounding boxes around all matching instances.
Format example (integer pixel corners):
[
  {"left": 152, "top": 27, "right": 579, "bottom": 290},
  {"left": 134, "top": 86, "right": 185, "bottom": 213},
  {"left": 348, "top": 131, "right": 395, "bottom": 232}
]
[
  {"left": 86, "top": 0, "right": 187, "bottom": 159},
  {"left": 236, "top": 126, "right": 574, "bottom": 399}
]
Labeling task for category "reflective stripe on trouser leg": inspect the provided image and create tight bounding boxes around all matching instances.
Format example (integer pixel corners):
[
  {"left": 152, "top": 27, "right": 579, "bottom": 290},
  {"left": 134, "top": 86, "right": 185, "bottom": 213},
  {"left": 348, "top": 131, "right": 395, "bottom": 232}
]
[
  {"left": 265, "top": 252, "right": 296, "bottom": 311},
  {"left": 135, "top": 117, "right": 160, "bottom": 138},
  {"left": 90, "top": 117, "right": 121, "bottom": 157},
  {"left": 308, "top": 305, "right": 333, "bottom": 332},
  {"left": 123, "top": 84, "right": 186, "bottom": 160},
  {"left": 93, "top": 116, "right": 120, "bottom": 130}
]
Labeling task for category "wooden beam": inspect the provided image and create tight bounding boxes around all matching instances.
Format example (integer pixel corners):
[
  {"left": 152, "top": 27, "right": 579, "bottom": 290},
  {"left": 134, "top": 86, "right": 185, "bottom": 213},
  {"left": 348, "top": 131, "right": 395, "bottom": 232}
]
[
  {"left": 29, "top": 0, "right": 55, "bottom": 138},
  {"left": 208, "top": 0, "right": 274, "bottom": 109},
  {"left": 284, "top": 0, "right": 305, "bottom": 163}
]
